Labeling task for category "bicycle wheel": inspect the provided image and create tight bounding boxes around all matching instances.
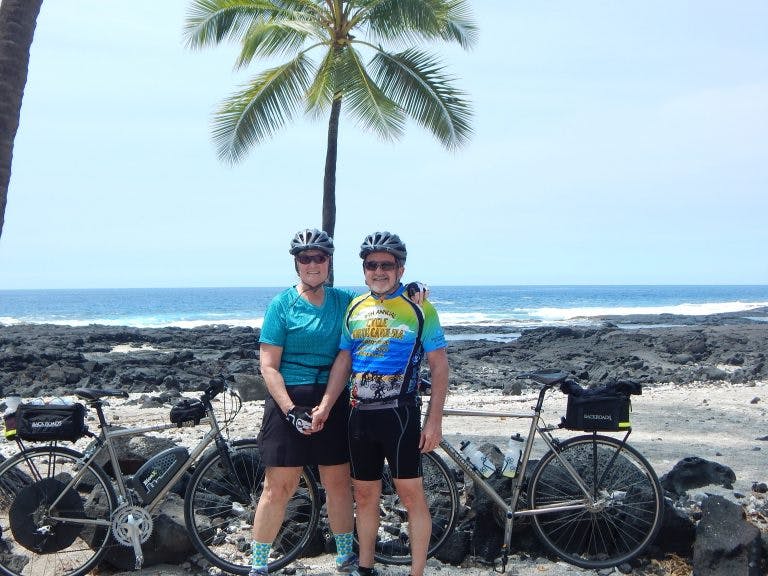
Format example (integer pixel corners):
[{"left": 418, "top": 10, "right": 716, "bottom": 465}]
[
  {"left": 184, "top": 439, "right": 321, "bottom": 574},
  {"left": 372, "top": 451, "right": 459, "bottom": 565},
  {"left": 528, "top": 435, "right": 663, "bottom": 569},
  {"left": 0, "top": 445, "right": 117, "bottom": 576}
]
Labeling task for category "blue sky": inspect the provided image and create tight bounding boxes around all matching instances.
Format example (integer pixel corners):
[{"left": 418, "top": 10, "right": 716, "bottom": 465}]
[{"left": 1, "top": 0, "right": 766, "bottom": 289}]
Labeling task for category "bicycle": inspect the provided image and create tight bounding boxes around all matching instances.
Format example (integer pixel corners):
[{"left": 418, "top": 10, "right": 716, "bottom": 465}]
[
  {"left": 0, "top": 380, "right": 321, "bottom": 576},
  {"left": 371, "top": 370, "right": 664, "bottom": 571}
]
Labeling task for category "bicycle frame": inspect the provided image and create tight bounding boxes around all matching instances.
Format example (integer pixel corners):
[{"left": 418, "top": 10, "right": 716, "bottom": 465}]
[
  {"left": 436, "top": 383, "right": 632, "bottom": 571},
  {"left": 15, "top": 386, "right": 241, "bottom": 568}
]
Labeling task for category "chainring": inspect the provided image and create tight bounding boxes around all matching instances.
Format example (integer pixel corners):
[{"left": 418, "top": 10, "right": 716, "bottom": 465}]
[{"left": 111, "top": 504, "right": 154, "bottom": 546}]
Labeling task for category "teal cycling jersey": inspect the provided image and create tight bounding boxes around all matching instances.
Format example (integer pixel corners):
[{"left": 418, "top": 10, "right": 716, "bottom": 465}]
[{"left": 260, "top": 286, "right": 355, "bottom": 386}]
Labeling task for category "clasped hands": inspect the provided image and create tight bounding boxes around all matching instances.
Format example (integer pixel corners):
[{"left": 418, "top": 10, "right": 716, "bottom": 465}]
[{"left": 285, "top": 405, "right": 329, "bottom": 435}]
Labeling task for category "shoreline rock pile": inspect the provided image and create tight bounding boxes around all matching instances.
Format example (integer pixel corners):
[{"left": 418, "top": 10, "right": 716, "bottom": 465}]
[{"left": 1, "top": 307, "right": 767, "bottom": 398}]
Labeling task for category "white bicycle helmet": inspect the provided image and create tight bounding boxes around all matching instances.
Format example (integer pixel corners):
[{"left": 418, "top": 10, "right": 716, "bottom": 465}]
[
  {"left": 359, "top": 231, "right": 407, "bottom": 262},
  {"left": 289, "top": 229, "right": 334, "bottom": 255}
]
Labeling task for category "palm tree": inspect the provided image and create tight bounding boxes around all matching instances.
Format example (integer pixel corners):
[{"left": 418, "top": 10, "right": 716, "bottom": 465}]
[
  {"left": 0, "top": 0, "right": 44, "bottom": 239},
  {"left": 184, "top": 0, "right": 476, "bottom": 241}
]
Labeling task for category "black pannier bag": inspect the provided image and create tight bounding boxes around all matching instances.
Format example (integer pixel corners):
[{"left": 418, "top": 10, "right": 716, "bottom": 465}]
[
  {"left": 169, "top": 398, "right": 206, "bottom": 427},
  {"left": 560, "top": 380, "right": 641, "bottom": 432},
  {"left": 15, "top": 402, "right": 88, "bottom": 442}
]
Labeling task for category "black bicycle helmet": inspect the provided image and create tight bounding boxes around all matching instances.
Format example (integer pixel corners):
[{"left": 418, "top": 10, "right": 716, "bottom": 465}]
[
  {"left": 289, "top": 228, "right": 334, "bottom": 255},
  {"left": 359, "top": 231, "right": 407, "bottom": 262}
]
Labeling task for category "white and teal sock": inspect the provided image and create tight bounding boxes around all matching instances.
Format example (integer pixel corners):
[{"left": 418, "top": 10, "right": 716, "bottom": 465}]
[
  {"left": 334, "top": 531, "right": 354, "bottom": 561},
  {"left": 251, "top": 541, "right": 271, "bottom": 569}
]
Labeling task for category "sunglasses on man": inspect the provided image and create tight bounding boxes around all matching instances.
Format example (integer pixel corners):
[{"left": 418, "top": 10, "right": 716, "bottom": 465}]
[{"left": 363, "top": 260, "right": 398, "bottom": 272}]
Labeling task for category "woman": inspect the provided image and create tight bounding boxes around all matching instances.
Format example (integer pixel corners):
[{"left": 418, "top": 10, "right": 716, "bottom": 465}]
[{"left": 250, "top": 229, "right": 424, "bottom": 576}]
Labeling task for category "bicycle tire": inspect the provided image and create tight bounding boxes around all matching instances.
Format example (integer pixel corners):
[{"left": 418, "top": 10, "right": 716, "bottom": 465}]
[
  {"left": 0, "top": 445, "right": 117, "bottom": 576},
  {"left": 371, "top": 451, "right": 459, "bottom": 565},
  {"left": 184, "top": 439, "right": 321, "bottom": 574},
  {"left": 528, "top": 435, "right": 663, "bottom": 569}
]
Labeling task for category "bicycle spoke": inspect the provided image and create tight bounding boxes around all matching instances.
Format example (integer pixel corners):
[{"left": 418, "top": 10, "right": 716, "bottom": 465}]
[
  {"left": 371, "top": 452, "right": 459, "bottom": 565},
  {"left": 529, "top": 436, "right": 662, "bottom": 569},
  {"left": 184, "top": 441, "right": 320, "bottom": 574},
  {"left": 0, "top": 447, "right": 116, "bottom": 576}
]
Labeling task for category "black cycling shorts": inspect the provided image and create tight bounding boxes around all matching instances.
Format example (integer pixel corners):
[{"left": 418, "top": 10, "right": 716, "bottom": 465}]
[
  {"left": 348, "top": 404, "right": 423, "bottom": 480},
  {"left": 258, "top": 384, "right": 350, "bottom": 467}
]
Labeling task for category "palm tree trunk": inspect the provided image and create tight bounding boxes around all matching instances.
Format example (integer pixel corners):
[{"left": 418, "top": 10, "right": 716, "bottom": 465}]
[
  {"left": 322, "top": 96, "right": 341, "bottom": 285},
  {"left": 0, "top": 0, "right": 43, "bottom": 239},
  {"left": 323, "top": 97, "right": 341, "bottom": 237}
]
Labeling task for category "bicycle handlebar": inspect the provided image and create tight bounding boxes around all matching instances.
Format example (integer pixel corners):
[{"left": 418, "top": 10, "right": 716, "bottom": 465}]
[{"left": 202, "top": 377, "right": 226, "bottom": 401}]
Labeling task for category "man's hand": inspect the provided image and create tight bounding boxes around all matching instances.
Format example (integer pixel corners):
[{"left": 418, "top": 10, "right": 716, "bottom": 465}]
[
  {"left": 285, "top": 406, "right": 313, "bottom": 435},
  {"left": 310, "top": 404, "right": 330, "bottom": 433},
  {"left": 419, "top": 417, "right": 442, "bottom": 453}
]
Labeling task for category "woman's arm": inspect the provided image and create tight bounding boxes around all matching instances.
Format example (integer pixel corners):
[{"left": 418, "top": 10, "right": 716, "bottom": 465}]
[{"left": 259, "top": 343, "right": 294, "bottom": 415}]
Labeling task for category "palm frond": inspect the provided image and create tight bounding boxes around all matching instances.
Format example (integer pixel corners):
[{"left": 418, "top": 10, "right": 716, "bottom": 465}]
[
  {"left": 212, "top": 53, "right": 314, "bottom": 163},
  {"left": 183, "top": 0, "right": 277, "bottom": 48},
  {"left": 304, "top": 47, "right": 338, "bottom": 120},
  {"left": 271, "top": 0, "right": 327, "bottom": 18},
  {"left": 439, "top": 0, "right": 478, "bottom": 49},
  {"left": 371, "top": 48, "right": 472, "bottom": 150},
  {"left": 337, "top": 47, "right": 405, "bottom": 141},
  {"left": 359, "top": 0, "right": 477, "bottom": 49},
  {"left": 237, "top": 18, "right": 325, "bottom": 67}
]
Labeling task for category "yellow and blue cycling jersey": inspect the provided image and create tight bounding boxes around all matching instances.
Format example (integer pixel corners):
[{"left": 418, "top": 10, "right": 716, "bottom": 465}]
[{"left": 340, "top": 284, "right": 446, "bottom": 406}]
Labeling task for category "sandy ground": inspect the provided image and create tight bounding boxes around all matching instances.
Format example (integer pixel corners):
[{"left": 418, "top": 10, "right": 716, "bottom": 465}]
[{"left": 5, "top": 380, "right": 766, "bottom": 576}]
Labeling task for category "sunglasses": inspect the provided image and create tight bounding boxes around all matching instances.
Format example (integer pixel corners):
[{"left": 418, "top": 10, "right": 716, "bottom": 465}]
[
  {"left": 296, "top": 254, "right": 329, "bottom": 265},
  {"left": 363, "top": 260, "right": 398, "bottom": 272}
]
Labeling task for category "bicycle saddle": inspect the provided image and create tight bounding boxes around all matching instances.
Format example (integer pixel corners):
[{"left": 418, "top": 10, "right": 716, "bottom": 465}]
[{"left": 74, "top": 388, "right": 130, "bottom": 401}]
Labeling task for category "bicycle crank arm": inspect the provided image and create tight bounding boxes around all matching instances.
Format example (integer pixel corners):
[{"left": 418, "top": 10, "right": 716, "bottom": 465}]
[{"left": 127, "top": 513, "right": 145, "bottom": 570}]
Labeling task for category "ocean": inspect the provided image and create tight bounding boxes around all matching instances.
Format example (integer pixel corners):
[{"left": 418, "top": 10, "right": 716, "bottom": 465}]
[{"left": 1, "top": 286, "right": 767, "bottom": 339}]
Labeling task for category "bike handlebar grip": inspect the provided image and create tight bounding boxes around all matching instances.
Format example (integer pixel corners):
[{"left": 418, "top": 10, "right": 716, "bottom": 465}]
[{"left": 206, "top": 377, "right": 226, "bottom": 398}]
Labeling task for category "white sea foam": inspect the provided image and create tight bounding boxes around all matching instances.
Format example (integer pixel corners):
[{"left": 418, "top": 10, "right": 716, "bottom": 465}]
[
  {"left": 437, "top": 311, "right": 602, "bottom": 328},
  {"left": 164, "top": 318, "right": 264, "bottom": 329},
  {"left": 0, "top": 316, "right": 264, "bottom": 329},
  {"left": 532, "top": 301, "right": 768, "bottom": 321}
]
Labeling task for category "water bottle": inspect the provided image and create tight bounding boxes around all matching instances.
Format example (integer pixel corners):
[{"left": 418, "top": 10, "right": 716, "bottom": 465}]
[
  {"left": 459, "top": 440, "right": 496, "bottom": 478},
  {"left": 501, "top": 433, "right": 525, "bottom": 478},
  {"left": 2, "top": 395, "right": 21, "bottom": 440}
]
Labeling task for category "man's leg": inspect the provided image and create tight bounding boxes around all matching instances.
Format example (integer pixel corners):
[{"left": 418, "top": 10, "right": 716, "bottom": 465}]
[
  {"left": 393, "top": 477, "right": 430, "bottom": 576},
  {"left": 352, "top": 478, "right": 383, "bottom": 571}
]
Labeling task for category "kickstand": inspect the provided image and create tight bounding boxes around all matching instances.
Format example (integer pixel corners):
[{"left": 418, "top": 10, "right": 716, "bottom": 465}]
[{"left": 494, "top": 551, "right": 509, "bottom": 573}]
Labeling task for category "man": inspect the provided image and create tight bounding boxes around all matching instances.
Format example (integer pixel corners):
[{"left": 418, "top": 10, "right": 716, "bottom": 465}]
[{"left": 313, "top": 231, "right": 449, "bottom": 576}]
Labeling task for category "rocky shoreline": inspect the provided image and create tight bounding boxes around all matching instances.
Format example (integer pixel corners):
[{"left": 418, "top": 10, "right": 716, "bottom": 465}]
[
  {"left": 1, "top": 310, "right": 768, "bottom": 574},
  {"left": 1, "top": 307, "right": 767, "bottom": 397}
]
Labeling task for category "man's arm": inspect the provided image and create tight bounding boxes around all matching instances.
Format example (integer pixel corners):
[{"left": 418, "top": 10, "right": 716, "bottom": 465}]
[
  {"left": 311, "top": 349, "right": 352, "bottom": 432},
  {"left": 420, "top": 348, "right": 449, "bottom": 453}
]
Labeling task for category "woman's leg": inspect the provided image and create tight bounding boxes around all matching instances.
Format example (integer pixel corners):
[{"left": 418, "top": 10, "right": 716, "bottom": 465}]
[
  {"left": 319, "top": 462, "right": 354, "bottom": 534},
  {"left": 250, "top": 466, "right": 303, "bottom": 571},
  {"left": 319, "top": 463, "right": 356, "bottom": 570}
]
